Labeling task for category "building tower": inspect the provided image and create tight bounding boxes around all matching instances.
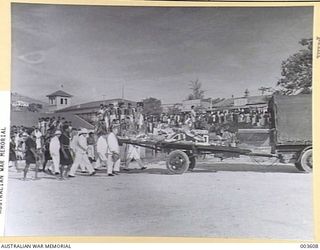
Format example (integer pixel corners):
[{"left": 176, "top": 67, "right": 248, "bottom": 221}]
[{"left": 46, "top": 90, "right": 73, "bottom": 112}]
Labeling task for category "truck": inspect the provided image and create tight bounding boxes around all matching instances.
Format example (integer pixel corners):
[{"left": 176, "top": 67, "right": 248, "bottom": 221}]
[
  {"left": 269, "top": 94, "right": 312, "bottom": 172},
  {"left": 119, "top": 94, "right": 312, "bottom": 174}
]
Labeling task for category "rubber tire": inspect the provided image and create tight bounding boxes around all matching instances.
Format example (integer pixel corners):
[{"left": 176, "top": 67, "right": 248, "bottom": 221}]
[
  {"left": 295, "top": 148, "right": 312, "bottom": 173},
  {"left": 166, "top": 150, "right": 190, "bottom": 175}
]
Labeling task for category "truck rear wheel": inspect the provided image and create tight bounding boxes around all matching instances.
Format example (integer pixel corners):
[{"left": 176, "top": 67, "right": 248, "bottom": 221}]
[
  {"left": 166, "top": 150, "right": 190, "bottom": 174},
  {"left": 295, "top": 148, "right": 312, "bottom": 173}
]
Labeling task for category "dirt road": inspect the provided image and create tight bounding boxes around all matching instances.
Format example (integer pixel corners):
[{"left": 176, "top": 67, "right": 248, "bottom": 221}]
[{"left": 4, "top": 158, "right": 313, "bottom": 240}]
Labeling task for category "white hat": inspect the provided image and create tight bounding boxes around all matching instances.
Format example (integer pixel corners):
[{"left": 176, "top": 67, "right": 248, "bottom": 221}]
[
  {"left": 78, "top": 128, "right": 88, "bottom": 135},
  {"left": 54, "top": 130, "right": 62, "bottom": 135}
]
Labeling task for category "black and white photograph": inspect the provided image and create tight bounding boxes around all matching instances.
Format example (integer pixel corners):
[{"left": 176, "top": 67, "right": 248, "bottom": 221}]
[{"left": 5, "top": 3, "right": 313, "bottom": 240}]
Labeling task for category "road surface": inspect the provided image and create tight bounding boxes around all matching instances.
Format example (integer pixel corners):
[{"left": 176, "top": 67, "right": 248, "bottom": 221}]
[{"left": 4, "top": 157, "right": 313, "bottom": 240}]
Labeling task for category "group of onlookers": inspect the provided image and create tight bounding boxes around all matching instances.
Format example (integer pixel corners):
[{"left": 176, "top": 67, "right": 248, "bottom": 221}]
[{"left": 9, "top": 115, "right": 140, "bottom": 180}]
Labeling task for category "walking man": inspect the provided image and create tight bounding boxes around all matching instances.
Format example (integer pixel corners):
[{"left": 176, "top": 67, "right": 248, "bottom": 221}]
[
  {"left": 68, "top": 128, "right": 95, "bottom": 177},
  {"left": 59, "top": 125, "right": 73, "bottom": 179},
  {"left": 106, "top": 125, "right": 120, "bottom": 176},
  {"left": 49, "top": 130, "right": 62, "bottom": 175},
  {"left": 22, "top": 129, "right": 41, "bottom": 180},
  {"left": 96, "top": 132, "right": 108, "bottom": 171}
]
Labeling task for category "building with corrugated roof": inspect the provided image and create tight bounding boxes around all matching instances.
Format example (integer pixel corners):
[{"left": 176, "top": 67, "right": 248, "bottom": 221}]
[{"left": 56, "top": 98, "right": 137, "bottom": 125}]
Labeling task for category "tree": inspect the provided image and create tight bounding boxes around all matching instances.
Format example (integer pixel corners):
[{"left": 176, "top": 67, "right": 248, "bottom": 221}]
[
  {"left": 142, "top": 97, "right": 163, "bottom": 115},
  {"left": 187, "top": 79, "right": 205, "bottom": 100},
  {"left": 27, "top": 103, "right": 42, "bottom": 112},
  {"left": 277, "top": 38, "right": 312, "bottom": 95}
]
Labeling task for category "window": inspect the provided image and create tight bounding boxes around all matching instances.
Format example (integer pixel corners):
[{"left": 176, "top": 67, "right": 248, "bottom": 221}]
[
  {"left": 60, "top": 98, "right": 63, "bottom": 104},
  {"left": 65, "top": 98, "right": 68, "bottom": 104}
]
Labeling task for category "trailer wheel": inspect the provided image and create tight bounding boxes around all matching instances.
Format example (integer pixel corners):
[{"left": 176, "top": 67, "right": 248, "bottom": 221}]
[
  {"left": 295, "top": 148, "right": 312, "bottom": 173},
  {"left": 166, "top": 150, "right": 190, "bottom": 174}
]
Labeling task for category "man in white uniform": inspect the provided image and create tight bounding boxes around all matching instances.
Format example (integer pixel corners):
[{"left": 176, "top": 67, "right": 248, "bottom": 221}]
[
  {"left": 96, "top": 132, "right": 108, "bottom": 171},
  {"left": 124, "top": 144, "right": 146, "bottom": 170},
  {"left": 106, "top": 125, "right": 120, "bottom": 176},
  {"left": 49, "top": 130, "right": 61, "bottom": 175},
  {"left": 68, "top": 128, "right": 95, "bottom": 177},
  {"left": 123, "top": 132, "right": 146, "bottom": 171}
]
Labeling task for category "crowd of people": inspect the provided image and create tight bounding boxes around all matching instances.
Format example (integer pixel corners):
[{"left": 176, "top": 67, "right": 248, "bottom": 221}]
[
  {"left": 93, "top": 103, "right": 271, "bottom": 135},
  {"left": 9, "top": 102, "right": 271, "bottom": 180},
  {"left": 143, "top": 108, "right": 271, "bottom": 133},
  {"left": 9, "top": 115, "right": 143, "bottom": 181}
]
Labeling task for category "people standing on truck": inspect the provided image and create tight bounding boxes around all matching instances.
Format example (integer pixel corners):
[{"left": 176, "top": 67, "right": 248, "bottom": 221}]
[
  {"left": 126, "top": 103, "right": 135, "bottom": 123},
  {"left": 118, "top": 102, "right": 126, "bottom": 121}
]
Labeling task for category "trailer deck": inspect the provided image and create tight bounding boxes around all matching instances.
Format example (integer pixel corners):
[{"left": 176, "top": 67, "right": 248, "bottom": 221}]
[{"left": 119, "top": 137, "right": 278, "bottom": 174}]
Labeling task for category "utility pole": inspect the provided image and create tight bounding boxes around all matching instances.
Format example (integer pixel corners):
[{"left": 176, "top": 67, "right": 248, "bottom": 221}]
[{"left": 121, "top": 85, "right": 125, "bottom": 99}]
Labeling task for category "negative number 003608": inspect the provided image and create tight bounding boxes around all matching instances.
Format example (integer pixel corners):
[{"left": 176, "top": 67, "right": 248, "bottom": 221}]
[{"left": 300, "top": 244, "right": 319, "bottom": 248}]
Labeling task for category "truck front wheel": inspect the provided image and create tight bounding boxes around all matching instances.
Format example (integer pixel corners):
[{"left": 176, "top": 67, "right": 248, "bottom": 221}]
[{"left": 295, "top": 148, "right": 312, "bottom": 173}]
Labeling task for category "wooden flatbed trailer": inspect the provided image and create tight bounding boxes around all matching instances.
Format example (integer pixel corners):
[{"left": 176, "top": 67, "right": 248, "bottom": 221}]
[{"left": 119, "top": 138, "right": 278, "bottom": 174}]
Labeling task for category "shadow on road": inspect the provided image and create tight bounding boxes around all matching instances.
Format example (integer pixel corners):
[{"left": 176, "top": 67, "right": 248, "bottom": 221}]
[
  {"left": 119, "top": 162, "right": 303, "bottom": 175},
  {"left": 192, "top": 162, "right": 303, "bottom": 174}
]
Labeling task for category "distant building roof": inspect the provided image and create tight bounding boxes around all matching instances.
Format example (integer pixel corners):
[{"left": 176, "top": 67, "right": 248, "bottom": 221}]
[
  {"left": 46, "top": 90, "right": 73, "bottom": 98},
  {"left": 56, "top": 98, "right": 136, "bottom": 113},
  {"left": 213, "top": 95, "right": 271, "bottom": 108}
]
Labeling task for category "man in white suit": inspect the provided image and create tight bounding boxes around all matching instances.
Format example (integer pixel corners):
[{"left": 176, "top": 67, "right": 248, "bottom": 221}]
[
  {"left": 106, "top": 125, "right": 120, "bottom": 176},
  {"left": 49, "top": 130, "right": 61, "bottom": 175},
  {"left": 68, "top": 128, "right": 95, "bottom": 177},
  {"left": 96, "top": 132, "right": 108, "bottom": 171}
]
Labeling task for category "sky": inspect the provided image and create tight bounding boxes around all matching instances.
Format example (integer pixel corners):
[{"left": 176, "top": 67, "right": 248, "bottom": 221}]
[{"left": 11, "top": 4, "right": 313, "bottom": 105}]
